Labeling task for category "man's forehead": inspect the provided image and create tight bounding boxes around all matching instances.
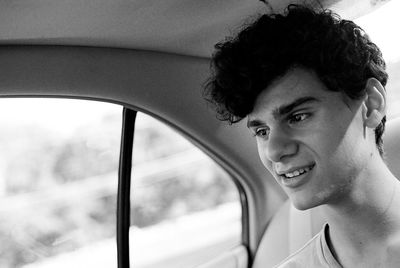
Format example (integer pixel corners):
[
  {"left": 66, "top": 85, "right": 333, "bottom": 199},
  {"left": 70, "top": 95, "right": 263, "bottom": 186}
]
[
  {"left": 253, "top": 69, "right": 313, "bottom": 103},
  {"left": 248, "top": 68, "right": 330, "bottom": 122}
]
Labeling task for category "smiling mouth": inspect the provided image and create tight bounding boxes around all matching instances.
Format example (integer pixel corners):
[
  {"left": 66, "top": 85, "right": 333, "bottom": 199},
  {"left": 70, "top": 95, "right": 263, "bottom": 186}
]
[{"left": 280, "top": 164, "right": 315, "bottom": 179}]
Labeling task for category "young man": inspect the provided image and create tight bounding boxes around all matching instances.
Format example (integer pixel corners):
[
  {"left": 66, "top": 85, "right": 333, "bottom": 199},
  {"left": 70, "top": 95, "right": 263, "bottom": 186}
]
[{"left": 204, "top": 5, "right": 400, "bottom": 268}]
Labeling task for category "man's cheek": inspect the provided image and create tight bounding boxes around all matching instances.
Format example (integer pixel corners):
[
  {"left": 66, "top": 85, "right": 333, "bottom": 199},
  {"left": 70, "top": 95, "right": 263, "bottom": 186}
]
[
  {"left": 263, "top": 159, "right": 274, "bottom": 175},
  {"left": 257, "top": 145, "right": 266, "bottom": 166},
  {"left": 257, "top": 144, "right": 274, "bottom": 174}
]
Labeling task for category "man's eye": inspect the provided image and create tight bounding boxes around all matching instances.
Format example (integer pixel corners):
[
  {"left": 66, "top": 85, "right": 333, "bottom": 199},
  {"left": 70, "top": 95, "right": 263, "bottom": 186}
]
[
  {"left": 288, "top": 113, "right": 309, "bottom": 124},
  {"left": 254, "top": 128, "right": 269, "bottom": 138}
]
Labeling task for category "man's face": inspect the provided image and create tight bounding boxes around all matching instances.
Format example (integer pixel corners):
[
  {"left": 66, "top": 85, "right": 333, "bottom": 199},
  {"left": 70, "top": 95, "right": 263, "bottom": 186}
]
[{"left": 247, "top": 67, "right": 371, "bottom": 210}]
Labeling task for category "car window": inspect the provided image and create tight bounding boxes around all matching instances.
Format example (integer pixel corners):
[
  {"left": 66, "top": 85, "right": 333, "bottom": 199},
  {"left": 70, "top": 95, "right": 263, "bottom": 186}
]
[
  {"left": 355, "top": 0, "right": 400, "bottom": 119},
  {"left": 0, "top": 98, "right": 122, "bottom": 268},
  {"left": 129, "top": 113, "right": 242, "bottom": 268}
]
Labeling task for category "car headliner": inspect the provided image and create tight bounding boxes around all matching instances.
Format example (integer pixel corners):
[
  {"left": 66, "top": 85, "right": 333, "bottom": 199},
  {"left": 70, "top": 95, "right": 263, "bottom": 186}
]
[
  {"left": 0, "top": 0, "right": 389, "bottom": 57},
  {"left": 0, "top": 0, "right": 393, "bottom": 255}
]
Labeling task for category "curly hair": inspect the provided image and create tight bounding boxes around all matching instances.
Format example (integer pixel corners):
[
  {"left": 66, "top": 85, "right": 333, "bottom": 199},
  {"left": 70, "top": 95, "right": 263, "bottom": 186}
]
[{"left": 204, "top": 4, "right": 388, "bottom": 155}]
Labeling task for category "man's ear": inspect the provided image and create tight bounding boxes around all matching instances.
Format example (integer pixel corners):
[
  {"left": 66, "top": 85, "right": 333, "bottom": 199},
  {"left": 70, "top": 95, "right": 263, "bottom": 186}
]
[{"left": 363, "top": 78, "right": 386, "bottom": 129}]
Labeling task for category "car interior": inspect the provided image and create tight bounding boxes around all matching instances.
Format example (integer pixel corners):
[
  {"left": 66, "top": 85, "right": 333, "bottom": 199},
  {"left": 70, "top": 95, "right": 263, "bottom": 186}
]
[{"left": 0, "top": 0, "right": 398, "bottom": 268}]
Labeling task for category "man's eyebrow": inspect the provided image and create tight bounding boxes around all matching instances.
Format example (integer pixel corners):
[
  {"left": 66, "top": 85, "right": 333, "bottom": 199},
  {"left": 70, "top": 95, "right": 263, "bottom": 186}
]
[
  {"left": 273, "top": 96, "right": 319, "bottom": 117},
  {"left": 247, "top": 119, "right": 264, "bottom": 129},
  {"left": 247, "top": 96, "right": 319, "bottom": 129}
]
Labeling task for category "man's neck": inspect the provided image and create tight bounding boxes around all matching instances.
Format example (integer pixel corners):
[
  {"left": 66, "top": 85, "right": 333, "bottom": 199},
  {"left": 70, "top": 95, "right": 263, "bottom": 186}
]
[{"left": 322, "top": 160, "right": 400, "bottom": 267}]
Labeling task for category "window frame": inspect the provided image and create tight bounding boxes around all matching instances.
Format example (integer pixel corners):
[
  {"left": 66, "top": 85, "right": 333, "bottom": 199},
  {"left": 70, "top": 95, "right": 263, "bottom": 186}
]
[
  {"left": 118, "top": 108, "right": 250, "bottom": 267},
  {"left": 117, "top": 108, "right": 137, "bottom": 268}
]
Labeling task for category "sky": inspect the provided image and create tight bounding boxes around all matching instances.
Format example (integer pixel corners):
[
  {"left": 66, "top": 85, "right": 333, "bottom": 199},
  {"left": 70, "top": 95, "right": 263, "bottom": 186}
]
[{"left": 0, "top": 98, "right": 121, "bottom": 135}]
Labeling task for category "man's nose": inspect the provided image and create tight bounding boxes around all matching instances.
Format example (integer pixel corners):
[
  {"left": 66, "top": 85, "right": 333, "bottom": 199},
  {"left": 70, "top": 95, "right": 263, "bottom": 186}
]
[{"left": 263, "top": 128, "right": 298, "bottom": 163}]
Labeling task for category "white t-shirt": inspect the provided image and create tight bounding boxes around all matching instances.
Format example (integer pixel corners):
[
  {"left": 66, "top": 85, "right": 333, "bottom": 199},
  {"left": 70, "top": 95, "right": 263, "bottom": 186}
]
[{"left": 274, "top": 224, "right": 342, "bottom": 268}]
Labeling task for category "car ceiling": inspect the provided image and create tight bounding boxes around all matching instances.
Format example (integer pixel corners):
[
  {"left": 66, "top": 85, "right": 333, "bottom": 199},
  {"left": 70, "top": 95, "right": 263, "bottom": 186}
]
[{"left": 0, "top": 0, "right": 391, "bottom": 58}]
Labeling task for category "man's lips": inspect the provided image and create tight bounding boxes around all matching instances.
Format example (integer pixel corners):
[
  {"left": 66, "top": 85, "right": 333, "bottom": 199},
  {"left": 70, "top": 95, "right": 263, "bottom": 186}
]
[{"left": 276, "top": 163, "right": 316, "bottom": 178}]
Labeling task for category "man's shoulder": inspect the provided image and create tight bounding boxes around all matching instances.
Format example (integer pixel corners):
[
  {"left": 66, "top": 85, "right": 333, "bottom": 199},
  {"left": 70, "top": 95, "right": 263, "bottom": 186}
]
[{"left": 274, "top": 224, "right": 341, "bottom": 268}]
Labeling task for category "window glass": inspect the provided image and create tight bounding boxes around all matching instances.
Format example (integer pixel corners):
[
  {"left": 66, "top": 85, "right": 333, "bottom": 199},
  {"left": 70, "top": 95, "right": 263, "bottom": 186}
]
[
  {"left": 0, "top": 98, "right": 122, "bottom": 268},
  {"left": 130, "top": 113, "right": 242, "bottom": 268},
  {"left": 355, "top": 1, "right": 400, "bottom": 119}
]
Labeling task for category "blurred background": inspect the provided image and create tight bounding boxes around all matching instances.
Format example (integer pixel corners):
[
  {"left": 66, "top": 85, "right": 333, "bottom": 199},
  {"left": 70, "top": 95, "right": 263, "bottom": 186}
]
[{"left": 0, "top": 99, "right": 241, "bottom": 268}]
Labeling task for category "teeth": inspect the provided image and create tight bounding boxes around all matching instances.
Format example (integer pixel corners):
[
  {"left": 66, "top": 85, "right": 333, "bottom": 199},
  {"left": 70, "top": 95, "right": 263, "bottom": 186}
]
[{"left": 283, "top": 165, "right": 313, "bottom": 178}]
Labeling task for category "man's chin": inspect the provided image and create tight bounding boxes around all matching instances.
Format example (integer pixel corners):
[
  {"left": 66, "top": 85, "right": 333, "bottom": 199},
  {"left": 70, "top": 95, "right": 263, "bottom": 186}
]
[{"left": 290, "top": 196, "right": 321, "bottom": 211}]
